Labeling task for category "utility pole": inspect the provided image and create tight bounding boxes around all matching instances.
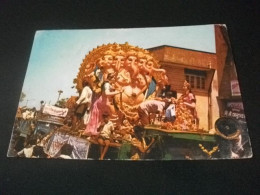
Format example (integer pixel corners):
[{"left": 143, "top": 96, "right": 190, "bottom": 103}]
[{"left": 57, "top": 90, "right": 63, "bottom": 103}]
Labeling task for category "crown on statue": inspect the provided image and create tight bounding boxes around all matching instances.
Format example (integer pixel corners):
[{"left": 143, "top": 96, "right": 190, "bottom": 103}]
[{"left": 75, "top": 42, "right": 161, "bottom": 91}]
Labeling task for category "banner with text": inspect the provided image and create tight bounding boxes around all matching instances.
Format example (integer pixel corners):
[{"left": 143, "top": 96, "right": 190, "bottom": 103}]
[{"left": 42, "top": 104, "right": 68, "bottom": 117}]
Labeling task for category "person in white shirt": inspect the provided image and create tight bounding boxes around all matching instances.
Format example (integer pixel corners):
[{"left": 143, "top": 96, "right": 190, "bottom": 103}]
[
  {"left": 97, "top": 113, "right": 115, "bottom": 160},
  {"left": 72, "top": 80, "right": 93, "bottom": 131},
  {"left": 17, "top": 138, "right": 37, "bottom": 158}
]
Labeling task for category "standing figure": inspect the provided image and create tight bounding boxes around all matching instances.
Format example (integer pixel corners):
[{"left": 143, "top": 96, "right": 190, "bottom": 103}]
[
  {"left": 179, "top": 80, "right": 199, "bottom": 130},
  {"left": 72, "top": 80, "right": 93, "bottom": 131},
  {"left": 83, "top": 73, "right": 121, "bottom": 136}
]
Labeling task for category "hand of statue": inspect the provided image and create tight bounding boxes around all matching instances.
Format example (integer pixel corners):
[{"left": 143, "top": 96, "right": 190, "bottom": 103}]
[{"left": 171, "top": 98, "right": 177, "bottom": 104}]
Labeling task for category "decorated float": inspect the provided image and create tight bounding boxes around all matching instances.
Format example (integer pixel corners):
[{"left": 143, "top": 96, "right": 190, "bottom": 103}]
[{"left": 43, "top": 43, "right": 242, "bottom": 160}]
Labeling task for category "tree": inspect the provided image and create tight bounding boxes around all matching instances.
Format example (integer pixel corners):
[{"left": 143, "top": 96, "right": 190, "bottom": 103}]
[
  {"left": 19, "top": 92, "right": 26, "bottom": 102},
  {"left": 55, "top": 98, "right": 68, "bottom": 108}
]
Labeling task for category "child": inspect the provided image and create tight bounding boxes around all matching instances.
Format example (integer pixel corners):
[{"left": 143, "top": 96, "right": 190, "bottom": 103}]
[{"left": 97, "top": 113, "right": 116, "bottom": 160}]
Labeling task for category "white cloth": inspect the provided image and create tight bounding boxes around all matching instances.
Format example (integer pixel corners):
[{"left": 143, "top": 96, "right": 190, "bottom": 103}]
[
  {"left": 103, "top": 82, "right": 111, "bottom": 93},
  {"left": 139, "top": 100, "right": 165, "bottom": 115},
  {"left": 83, "top": 110, "right": 91, "bottom": 125},
  {"left": 165, "top": 104, "right": 176, "bottom": 118},
  {"left": 100, "top": 121, "right": 114, "bottom": 139},
  {"left": 22, "top": 110, "right": 35, "bottom": 120},
  {"left": 17, "top": 145, "right": 35, "bottom": 158},
  {"left": 59, "top": 154, "right": 72, "bottom": 159},
  {"left": 76, "top": 86, "right": 93, "bottom": 107}
]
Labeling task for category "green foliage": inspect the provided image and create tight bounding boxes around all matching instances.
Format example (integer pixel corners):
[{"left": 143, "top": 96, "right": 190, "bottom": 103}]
[{"left": 55, "top": 98, "right": 68, "bottom": 108}]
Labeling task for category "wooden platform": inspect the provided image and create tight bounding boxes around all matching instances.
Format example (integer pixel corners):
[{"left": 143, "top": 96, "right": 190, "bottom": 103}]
[{"left": 144, "top": 125, "right": 216, "bottom": 142}]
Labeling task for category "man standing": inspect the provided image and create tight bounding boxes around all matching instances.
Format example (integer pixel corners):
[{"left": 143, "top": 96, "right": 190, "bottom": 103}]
[{"left": 72, "top": 80, "right": 93, "bottom": 131}]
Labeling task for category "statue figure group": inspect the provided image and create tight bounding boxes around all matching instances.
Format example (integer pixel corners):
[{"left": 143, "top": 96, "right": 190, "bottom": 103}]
[
  {"left": 74, "top": 43, "right": 199, "bottom": 135},
  {"left": 75, "top": 43, "right": 169, "bottom": 124}
]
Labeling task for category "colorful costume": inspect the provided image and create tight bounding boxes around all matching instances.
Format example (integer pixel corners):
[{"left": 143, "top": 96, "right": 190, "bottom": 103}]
[
  {"left": 84, "top": 82, "right": 114, "bottom": 135},
  {"left": 181, "top": 93, "right": 198, "bottom": 119}
]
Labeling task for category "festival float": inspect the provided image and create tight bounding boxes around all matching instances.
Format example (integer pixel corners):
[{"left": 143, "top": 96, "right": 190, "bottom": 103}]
[
  {"left": 48, "top": 42, "right": 240, "bottom": 160},
  {"left": 7, "top": 26, "right": 252, "bottom": 161}
]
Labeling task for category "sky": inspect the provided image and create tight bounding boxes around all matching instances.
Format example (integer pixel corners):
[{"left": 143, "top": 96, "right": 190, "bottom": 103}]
[{"left": 20, "top": 24, "right": 216, "bottom": 109}]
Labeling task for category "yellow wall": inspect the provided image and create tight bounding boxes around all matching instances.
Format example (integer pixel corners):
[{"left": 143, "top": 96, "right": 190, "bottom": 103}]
[{"left": 211, "top": 71, "right": 220, "bottom": 128}]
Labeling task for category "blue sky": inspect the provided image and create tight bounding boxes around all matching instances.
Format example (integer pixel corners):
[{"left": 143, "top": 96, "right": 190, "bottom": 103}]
[{"left": 20, "top": 25, "right": 215, "bottom": 109}]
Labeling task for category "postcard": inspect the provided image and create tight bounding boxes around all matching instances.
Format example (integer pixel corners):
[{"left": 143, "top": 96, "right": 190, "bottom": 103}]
[{"left": 7, "top": 24, "right": 252, "bottom": 160}]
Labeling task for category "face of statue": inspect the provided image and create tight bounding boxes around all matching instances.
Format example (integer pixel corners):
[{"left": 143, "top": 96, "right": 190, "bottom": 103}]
[
  {"left": 157, "top": 74, "right": 168, "bottom": 86},
  {"left": 103, "top": 54, "right": 113, "bottom": 67},
  {"left": 98, "top": 57, "right": 105, "bottom": 67},
  {"left": 125, "top": 55, "right": 137, "bottom": 67},
  {"left": 136, "top": 74, "right": 146, "bottom": 87},
  {"left": 183, "top": 85, "right": 189, "bottom": 94},
  {"left": 146, "top": 60, "right": 154, "bottom": 70},
  {"left": 138, "top": 58, "right": 147, "bottom": 69},
  {"left": 114, "top": 55, "right": 125, "bottom": 68}
]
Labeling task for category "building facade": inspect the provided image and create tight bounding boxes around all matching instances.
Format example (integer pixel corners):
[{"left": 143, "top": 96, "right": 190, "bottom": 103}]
[{"left": 148, "top": 25, "right": 238, "bottom": 130}]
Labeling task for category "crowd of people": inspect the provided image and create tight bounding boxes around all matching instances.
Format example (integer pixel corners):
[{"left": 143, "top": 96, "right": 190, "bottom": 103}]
[{"left": 9, "top": 75, "right": 201, "bottom": 161}]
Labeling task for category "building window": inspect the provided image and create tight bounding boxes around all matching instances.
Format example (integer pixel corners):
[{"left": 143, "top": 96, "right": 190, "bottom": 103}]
[
  {"left": 190, "top": 76, "right": 194, "bottom": 88},
  {"left": 196, "top": 76, "right": 201, "bottom": 88},
  {"left": 201, "top": 77, "right": 205, "bottom": 89},
  {"left": 185, "top": 69, "right": 206, "bottom": 90}
]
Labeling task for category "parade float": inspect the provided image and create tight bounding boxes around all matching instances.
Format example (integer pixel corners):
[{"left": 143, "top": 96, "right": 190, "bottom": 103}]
[
  {"left": 54, "top": 42, "right": 240, "bottom": 160},
  {"left": 7, "top": 26, "right": 252, "bottom": 161},
  {"left": 10, "top": 45, "right": 245, "bottom": 160}
]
